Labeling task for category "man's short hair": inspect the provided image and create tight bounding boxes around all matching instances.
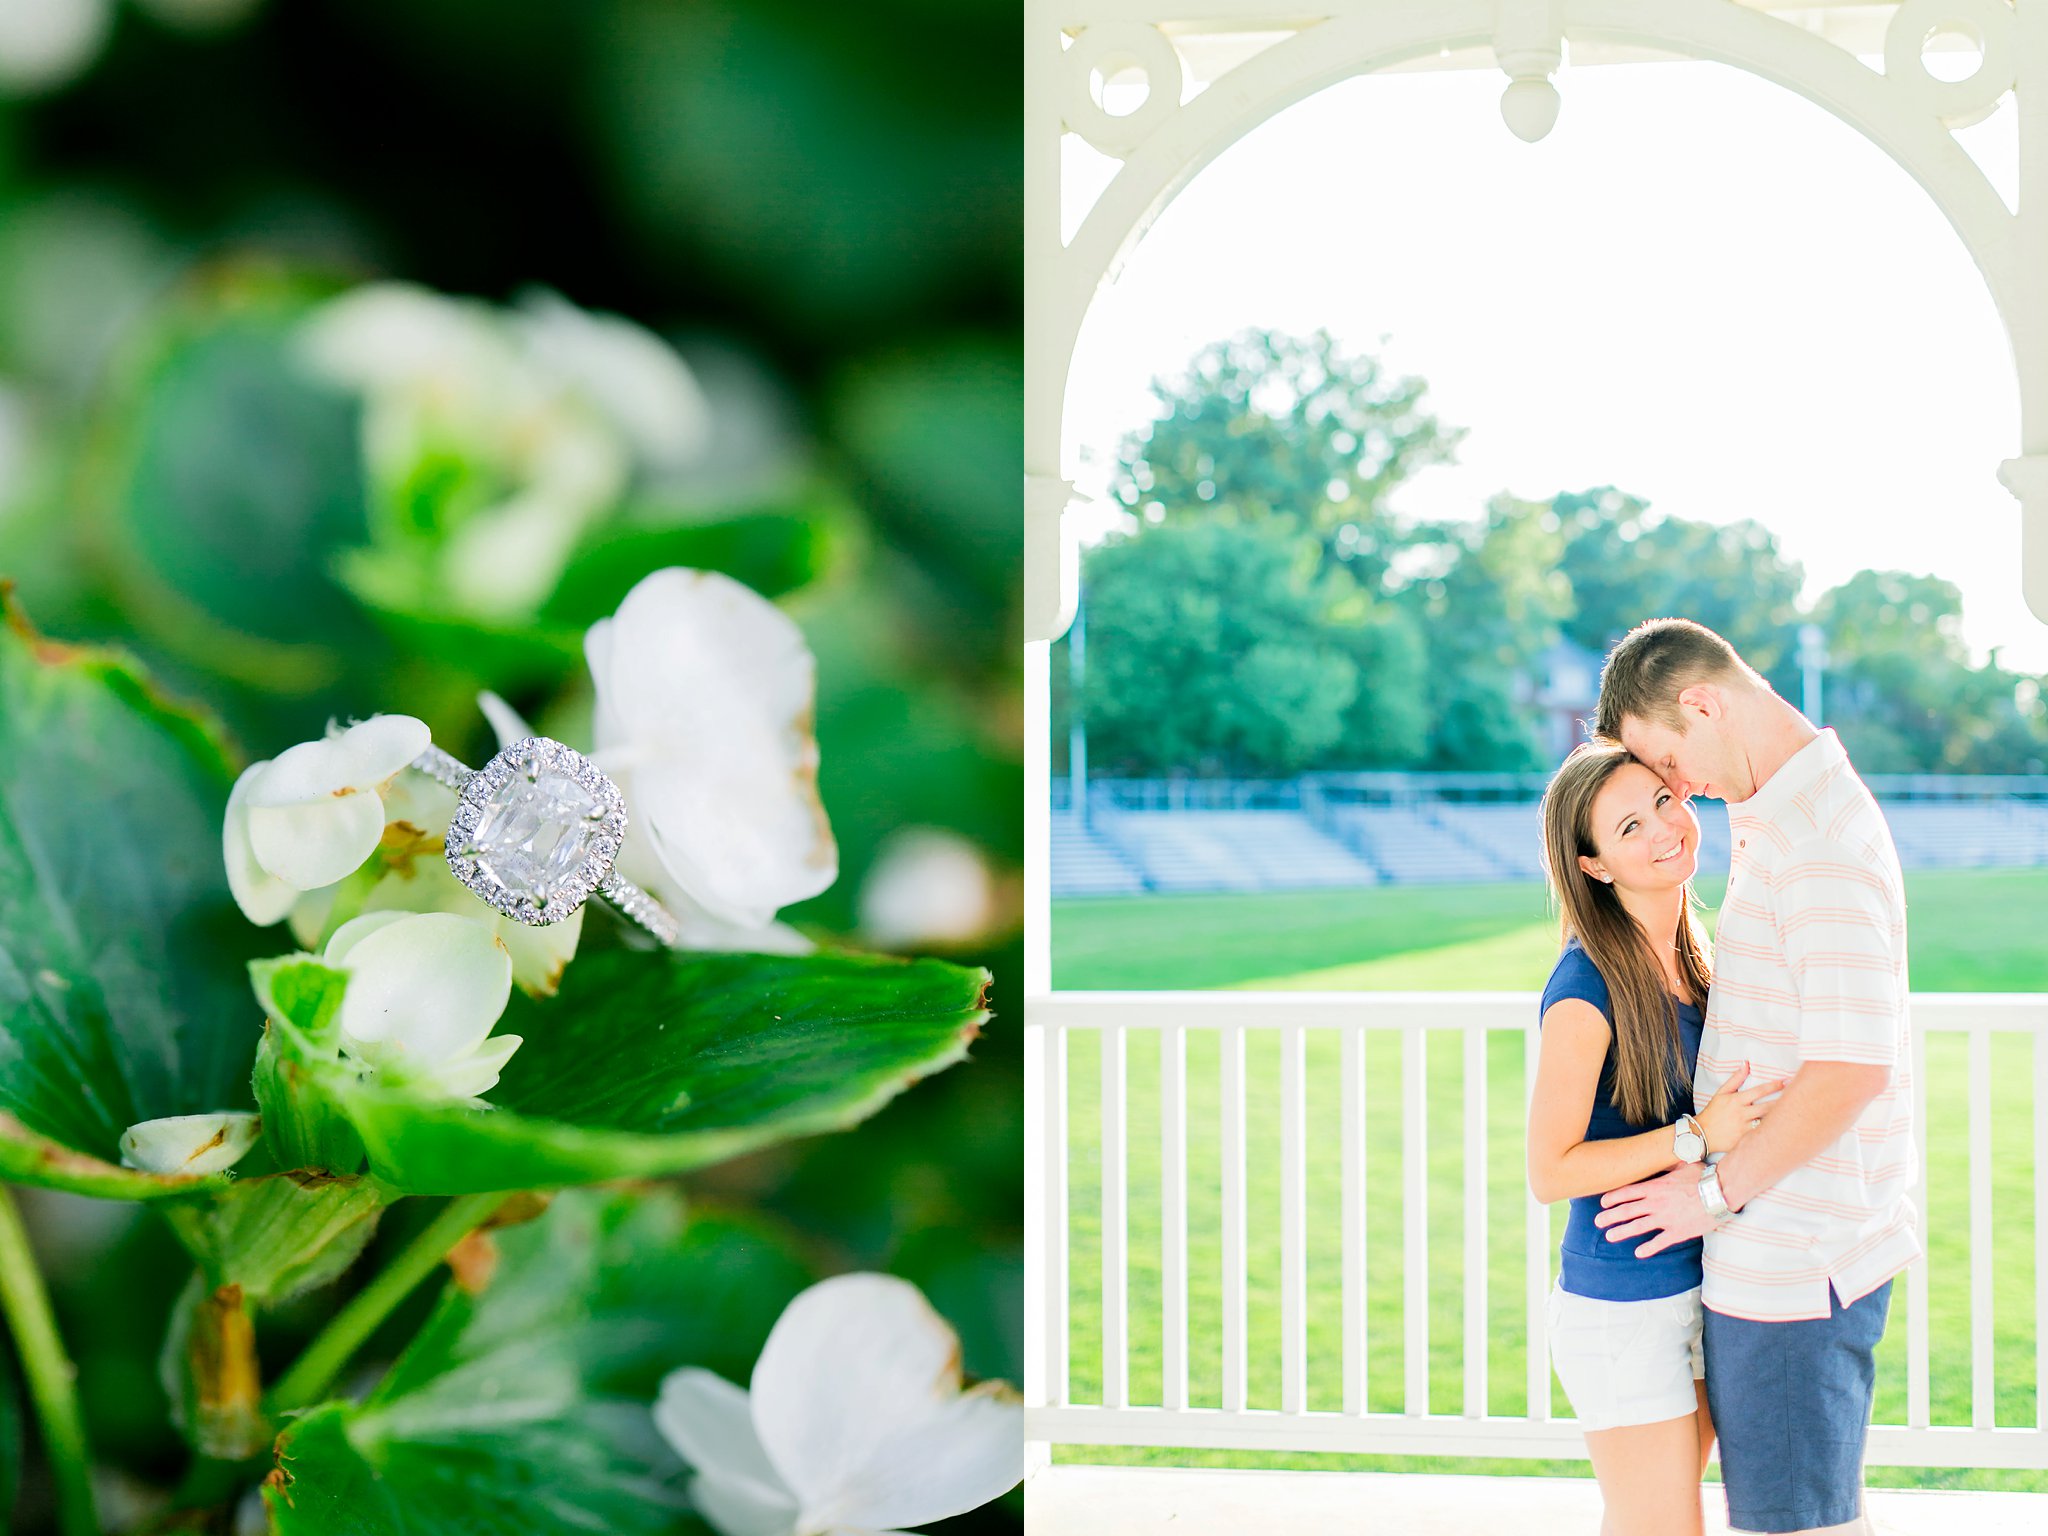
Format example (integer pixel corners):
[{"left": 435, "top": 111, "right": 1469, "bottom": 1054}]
[{"left": 1594, "top": 617, "right": 1759, "bottom": 738}]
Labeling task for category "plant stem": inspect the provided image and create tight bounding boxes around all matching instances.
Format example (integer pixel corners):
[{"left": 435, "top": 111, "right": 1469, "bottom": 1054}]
[
  {"left": 0, "top": 1186, "right": 99, "bottom": 1536},
  {"left": 265, "top": 1190, "right": 505, "bottom": 1415}
]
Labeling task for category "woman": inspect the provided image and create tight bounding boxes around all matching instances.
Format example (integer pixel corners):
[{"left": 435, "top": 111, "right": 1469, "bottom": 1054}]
[{"left": 1527, "top": 741, "right": 1784, "bottom": 1536}]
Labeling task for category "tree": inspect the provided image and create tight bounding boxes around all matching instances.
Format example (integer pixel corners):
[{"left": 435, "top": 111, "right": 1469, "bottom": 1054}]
[
  {"left": 1811, "top": 569, "right": 2048, "bottom": 773},
  {"left": 1396, "top": 493, "right": 1572, "bottom": 769},
  {"left": 1072, "top": 518, "right": 1360, "bottom": 777},
  {"left": 1553, "top": 486, "right": 1806, "bottom": 687},
  {"left": 1108, "top": 328, "right": 1464, "bottom": 589}
]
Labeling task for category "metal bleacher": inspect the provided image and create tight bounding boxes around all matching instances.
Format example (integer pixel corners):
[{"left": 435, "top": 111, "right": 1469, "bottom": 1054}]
[
  {"left": 1049, "top": 775, "right": 2045, "bottom": 897},
  {"left": 1323, "top": 804, "right": 1506, "bottom": 884},
  {"left": 1087, "top": 809, "right": 1378, "bottom": 894},
  {"left": 1049, "top": 812, "right": 1148, "bottom": 896}
]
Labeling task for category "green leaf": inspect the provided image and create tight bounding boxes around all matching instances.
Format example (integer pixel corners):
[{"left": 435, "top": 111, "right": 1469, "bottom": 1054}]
[
  {"left": 266, "top": 1403, "right": 688, "bottom": 1536},
  {"left": 0, "top": 595, "right": 270, "bottom": 1199},
  {"left": 335, "top": 547, "right": 587, "bottom": 694},
  {"left": 267, "top": 1188, "right": 812, "bottom": 1535},
  {"left": 335, "top": 947, "right": 991, "bottom": 1194},
  {"left": 538, "top": 502, "right": 841, "bottom": 628},
  {"left": 89, "top": 284, "right": 374, "bottom": 695},
  {"left": 162, "top": 1173, "right": 388, "bottom": 1306},
  {"left": 829, "top": 338, "right": 1020, "bottom": 608},
  {"left": 248, "top": 958, "right": 366, "bottom": 1174}
]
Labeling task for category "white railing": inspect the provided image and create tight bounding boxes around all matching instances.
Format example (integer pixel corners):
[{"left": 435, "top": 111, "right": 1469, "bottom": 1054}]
[{"left": 1023, "top": 992, "right": 2048, "bottom": 1469}]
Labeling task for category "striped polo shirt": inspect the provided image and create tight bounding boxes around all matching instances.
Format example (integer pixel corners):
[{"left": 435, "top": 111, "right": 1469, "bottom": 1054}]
[{"left": 1693, "top": 727, "right": 1921, "bottom": 1322}]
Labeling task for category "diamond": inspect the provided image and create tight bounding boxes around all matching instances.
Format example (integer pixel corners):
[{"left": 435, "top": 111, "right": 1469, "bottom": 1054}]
[{"left": 445, "top": 737, "right": 627, "bottom": 925}]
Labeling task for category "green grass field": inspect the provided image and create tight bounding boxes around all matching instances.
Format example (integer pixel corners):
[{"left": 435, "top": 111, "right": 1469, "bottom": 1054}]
[{"left": 1049, "top": 869, "right": 2048, "bottom": 1492}]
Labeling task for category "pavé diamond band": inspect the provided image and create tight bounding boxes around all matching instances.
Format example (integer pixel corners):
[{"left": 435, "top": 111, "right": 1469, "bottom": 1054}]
[{"left": 408, "top": 738, "right": 681, "bottom": 946}]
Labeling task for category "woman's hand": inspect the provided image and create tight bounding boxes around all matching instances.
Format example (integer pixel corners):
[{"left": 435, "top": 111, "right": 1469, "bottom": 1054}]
[{"left": 1696, "top": 1060, "right": 1790, "bottom": 1156}]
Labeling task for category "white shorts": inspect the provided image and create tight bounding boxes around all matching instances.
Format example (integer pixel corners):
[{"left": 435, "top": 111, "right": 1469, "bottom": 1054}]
[{"left": 1546, "top": 1278, "right": 1705, "bottom": 1431}]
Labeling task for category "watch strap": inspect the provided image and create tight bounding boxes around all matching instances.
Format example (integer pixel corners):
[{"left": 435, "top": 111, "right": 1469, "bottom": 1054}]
[{"left": 1698, "top": 1164, "right": 1731, "bottom": 1220}]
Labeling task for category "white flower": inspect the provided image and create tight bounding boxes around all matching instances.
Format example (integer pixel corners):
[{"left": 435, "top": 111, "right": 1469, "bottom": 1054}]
[
  {"left": 118, "top": 1112, "right": 261, "bottom": 1176},
  {"left": 299, "top": 282, "right": 711, "bottom": 621},
  {"left": 334, "top": 744, "right": 584, "bottom": 997},
  {"left": 0, "top": 0, "right": 112, "bottom": 96},
  {"left": 224, "top": 715, "right": 431, "bottom": 925},
  {"left": 322, "top": 912, "right": 519, "bottom": 1102},
  {"left": 511, "top": 287, "right": 710, "bottom": 474},
  {"left": 585, "top": 568, "right": 837, "bottom": 939},
  {"left": 654, "top": 1274, "right": 1022, "bottom": 1536},
  {"left": 859, "top": 827, "right": 1005, "bottom": 949}
]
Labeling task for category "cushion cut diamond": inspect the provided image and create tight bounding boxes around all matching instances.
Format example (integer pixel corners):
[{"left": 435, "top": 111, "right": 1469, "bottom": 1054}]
[
  {"left": 473, "top": 766, "right": 605, "bottom": 906},
  {"left": 444, "top": 738, "right": 627, "bottom": 924}
]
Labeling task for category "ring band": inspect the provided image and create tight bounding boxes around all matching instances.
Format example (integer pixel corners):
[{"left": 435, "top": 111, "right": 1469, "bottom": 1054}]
[{"left": 408, "top": 738, "right": 681, "bottom": 946}]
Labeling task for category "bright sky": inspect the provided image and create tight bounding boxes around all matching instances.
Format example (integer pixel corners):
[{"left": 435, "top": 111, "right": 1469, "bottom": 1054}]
[{"left": 1061, "top": 52, "right": 2048, "bottom": 673}]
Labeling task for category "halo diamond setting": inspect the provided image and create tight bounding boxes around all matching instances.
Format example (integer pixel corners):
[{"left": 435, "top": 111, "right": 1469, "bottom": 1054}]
[{"left": 444, "top": 737, "right": 628, "bottom": 926}]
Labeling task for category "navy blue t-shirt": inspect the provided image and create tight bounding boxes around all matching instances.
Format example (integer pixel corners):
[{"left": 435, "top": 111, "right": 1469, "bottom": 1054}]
[{"left": 1539, "top": 940, "right": 1705, "bottom": 1301}]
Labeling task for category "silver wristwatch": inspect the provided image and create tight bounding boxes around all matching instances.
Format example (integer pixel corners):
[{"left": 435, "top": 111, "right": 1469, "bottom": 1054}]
[
  {"left": 1698, "top": 1164, "right": 1731, "bottom": 1220},
  {"left": 1672, "top": 1112, "right": 1706, "bottom": 1164}
]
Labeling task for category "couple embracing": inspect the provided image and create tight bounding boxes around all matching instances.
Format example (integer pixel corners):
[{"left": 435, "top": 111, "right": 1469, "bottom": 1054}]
[{"left": 1527, "top": 618, "right": 1918, "bottom": 1536}]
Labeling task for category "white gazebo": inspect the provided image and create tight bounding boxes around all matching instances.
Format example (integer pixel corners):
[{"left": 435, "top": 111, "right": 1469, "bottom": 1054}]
[{"left": 1023, "top": 2, "right": 2048, "bottom": 1528}]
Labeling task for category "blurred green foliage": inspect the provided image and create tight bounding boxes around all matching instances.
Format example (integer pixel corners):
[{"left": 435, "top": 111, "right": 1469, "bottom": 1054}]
[{"left": 0, "top": 2, "right": 1019, "bottom": 1526}]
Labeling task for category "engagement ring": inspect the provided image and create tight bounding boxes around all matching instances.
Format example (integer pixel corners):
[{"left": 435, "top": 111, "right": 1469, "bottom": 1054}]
[{"left": 408, "top": 737, "right": 681, "bottom": 946}]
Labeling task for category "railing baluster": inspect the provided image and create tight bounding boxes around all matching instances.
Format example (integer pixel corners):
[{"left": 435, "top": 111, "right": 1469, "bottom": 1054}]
[
  {"left": 1464, "top": 1021, "right": 1488, "bottom": 1419},
  {"left": 1970, "top": 1023, "right": 1993, "bottom": 1429},
  {"left": 1282, "top": 1023, "right": 1307, "bottom": 1414},
  {"left": 1046, "top": 1021, "right": 1070, "bottom": 1408},
  {"left": 1162, "top": 1022, "right": 1188, "bottom": 1412},
  {"left": 1909, "top": 1020, "right": 1930, "bottom": 1429},
  {"left": 1526, "top": 1018, "right": 1548, "bottom": 1422},
  {"left": 1022, "top": 993, "right": 2044, "bottom": 1467},
  {"left": 1102, "top": 1024, "right": 1127, "bottom": 1410},
  {"left": 1404, "top": 1019, "right": 1429, "bottom": 1417},
  {"left": 1342, "top": 1027, "right": 1367, "bottom": 1415},
  {"left": 1222, "top": 1022, "right": 1247, "bottom": 1413}
]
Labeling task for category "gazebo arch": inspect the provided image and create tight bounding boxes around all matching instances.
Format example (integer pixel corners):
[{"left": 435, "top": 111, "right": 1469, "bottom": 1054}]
[{"left": 1024, "top": 0, "right": 2048, "bottom": 647}]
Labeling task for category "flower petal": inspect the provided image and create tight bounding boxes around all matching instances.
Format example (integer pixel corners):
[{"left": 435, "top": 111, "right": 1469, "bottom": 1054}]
[
  {"left": 119, "top": 1112, "right": 262, "bottom": 1176},
  {"left": 322, "top": 910, "right": 414, "bottom": 967},
  {"left": 444, "top": 490, "right": 608, "bottom": 621},
  {"left": 359, "top": 854, "right": 583, "bottom": 998},
  {"left": 653, "top": 1368, "right": 798, "bottom": 1536},
  {"left": 476, "top": 690, "right": 536, "bottom": 751},
  {"left": 225, "top": 764, "right": 296, "bottom": 925},
  {"left": 858, "top": 827, "right": 1001, "bottom": 949},
  {"left": 751, "top": 1274, "right": 976, "bottom": 1518},
  {"left": 246, "top": 790, "right": 387, "bottom": 893},
  {"left": 667, "top": 895, "right": 814, "bottom": 956},
  {"left": 244, "top": 715, "right": 431, "bottom": 807},
  {"left": 297, "top": 282, "right": 517, "bottom": 395},
  {"left": 512, "top": 288, "right": 711, "bottom": 473},
  {"left": 812, "top": 1379, "right": 1023, "bottom": 1533},
  {"left": 588, "top": 568, "right": 836, "bottom": 927},
  {"left": 426, "top": 1032, "right": 522, "bottom": 1102},
  {"left": 330, "top": 912, "right": 513, "bottom": 1074}
]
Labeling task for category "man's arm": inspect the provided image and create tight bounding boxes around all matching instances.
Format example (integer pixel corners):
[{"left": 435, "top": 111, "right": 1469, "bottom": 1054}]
[
  {"left": 1597, "top": 828, "right": 1905, "bottom": 1257},
  {"left": 1711, "top": 1059, "right": 1891, "bottom": 1212},
  {"left": 1592, "top": 1059, "right": 1890, "bottom": 1256}
]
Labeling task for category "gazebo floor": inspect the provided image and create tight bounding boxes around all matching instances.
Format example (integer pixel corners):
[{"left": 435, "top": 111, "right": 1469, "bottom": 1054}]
[{"left": 1026, "top": 1464, "right": 2048, "bottom": 1535}]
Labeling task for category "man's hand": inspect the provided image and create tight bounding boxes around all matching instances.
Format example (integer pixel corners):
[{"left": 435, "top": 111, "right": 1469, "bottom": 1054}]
[{"left": 1593, "top": 1164, "right": 1722, "bottom": 1258}]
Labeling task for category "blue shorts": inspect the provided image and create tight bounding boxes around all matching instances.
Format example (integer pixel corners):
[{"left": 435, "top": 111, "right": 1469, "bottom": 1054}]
[{"left": 1702, "top": 1279, "right": 1893, "bottom": 1534}]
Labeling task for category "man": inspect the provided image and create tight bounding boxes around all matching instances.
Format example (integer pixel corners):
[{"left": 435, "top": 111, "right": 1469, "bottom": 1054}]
[{"left": 1589, "top": 617, "right": 1918, "bottom": 1536}]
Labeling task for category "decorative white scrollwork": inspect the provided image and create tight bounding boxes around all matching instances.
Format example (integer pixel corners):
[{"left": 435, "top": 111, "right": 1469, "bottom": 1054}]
[
  {"left": 1058, "top": 22, "right": 1185, "bottom": 158},
  {"left": 1883, "top": 0, "right": 2016, "bottom": 130}
]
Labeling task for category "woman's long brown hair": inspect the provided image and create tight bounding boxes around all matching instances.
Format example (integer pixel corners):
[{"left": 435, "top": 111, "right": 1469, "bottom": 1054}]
[{"left": 1538, "top": 740, "right": 1714, "bottom": 1126}]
